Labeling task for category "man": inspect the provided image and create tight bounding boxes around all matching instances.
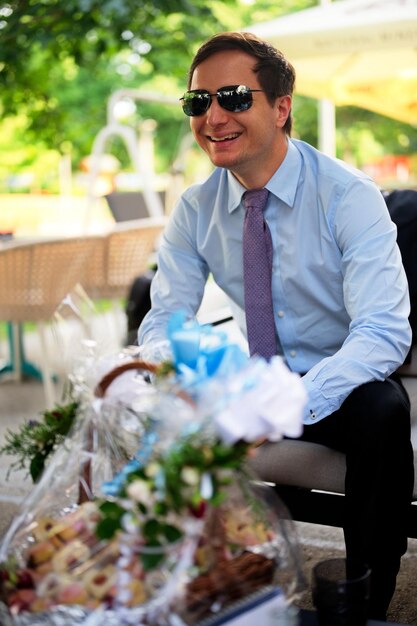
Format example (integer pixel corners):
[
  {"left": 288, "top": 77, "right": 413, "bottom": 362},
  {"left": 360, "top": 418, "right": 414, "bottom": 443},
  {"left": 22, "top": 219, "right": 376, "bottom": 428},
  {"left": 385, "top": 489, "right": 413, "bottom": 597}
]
[{"left": 139, "top": 32, "right": 414, "bottom": 620}]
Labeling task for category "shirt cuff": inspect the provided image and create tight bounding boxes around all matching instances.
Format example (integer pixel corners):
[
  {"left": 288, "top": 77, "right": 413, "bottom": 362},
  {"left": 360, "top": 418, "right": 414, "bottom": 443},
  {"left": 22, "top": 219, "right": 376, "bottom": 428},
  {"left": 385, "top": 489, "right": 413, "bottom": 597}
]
[{"left": 301, "top": 376, "right": 339, "bottom": 425}]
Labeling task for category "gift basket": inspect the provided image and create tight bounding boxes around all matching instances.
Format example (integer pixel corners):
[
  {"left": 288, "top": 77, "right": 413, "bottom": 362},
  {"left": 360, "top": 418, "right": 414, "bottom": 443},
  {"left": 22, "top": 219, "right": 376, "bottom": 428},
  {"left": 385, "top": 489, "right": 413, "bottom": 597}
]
[{"left": 0, "top": 311, "right": 308, "bottom": 625}]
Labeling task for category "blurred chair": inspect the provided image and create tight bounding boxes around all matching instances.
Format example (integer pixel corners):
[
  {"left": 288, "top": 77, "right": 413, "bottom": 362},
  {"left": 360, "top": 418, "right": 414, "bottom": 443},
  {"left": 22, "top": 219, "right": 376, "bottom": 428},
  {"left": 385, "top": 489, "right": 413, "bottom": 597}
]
[
  {"left": 81, "top": 217, "right": 167, "bottom": 347},
  {"left": 104, "top": 191, "right": 166, "bottom": 222},
  {"left": 0, "top": 235, "right": 102, "bottom": 407},
  {"left": 83, "top": 216, "right": 166, "bottom": 302}
]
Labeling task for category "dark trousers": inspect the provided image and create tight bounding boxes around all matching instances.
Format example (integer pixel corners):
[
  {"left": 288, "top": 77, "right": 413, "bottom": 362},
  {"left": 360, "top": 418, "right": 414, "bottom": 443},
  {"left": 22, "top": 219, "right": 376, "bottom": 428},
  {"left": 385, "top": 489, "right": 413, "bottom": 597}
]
[{"left": 298, "top": 376, "right": 414, "bottom": 620}]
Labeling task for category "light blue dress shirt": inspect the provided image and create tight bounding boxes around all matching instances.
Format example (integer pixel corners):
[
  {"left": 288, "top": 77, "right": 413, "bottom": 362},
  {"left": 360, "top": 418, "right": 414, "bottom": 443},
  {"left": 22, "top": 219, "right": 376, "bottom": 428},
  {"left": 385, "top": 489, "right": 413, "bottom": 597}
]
[{"left": 139, "top": 139, "right": 411, "bottom": 425}]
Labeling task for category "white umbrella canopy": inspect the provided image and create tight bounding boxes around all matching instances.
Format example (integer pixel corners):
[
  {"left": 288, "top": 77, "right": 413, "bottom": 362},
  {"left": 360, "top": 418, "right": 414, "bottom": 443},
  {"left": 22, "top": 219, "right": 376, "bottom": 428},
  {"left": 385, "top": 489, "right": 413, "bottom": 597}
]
[{"left": 248, "top": 0, "right": 417, "bottom": 126}]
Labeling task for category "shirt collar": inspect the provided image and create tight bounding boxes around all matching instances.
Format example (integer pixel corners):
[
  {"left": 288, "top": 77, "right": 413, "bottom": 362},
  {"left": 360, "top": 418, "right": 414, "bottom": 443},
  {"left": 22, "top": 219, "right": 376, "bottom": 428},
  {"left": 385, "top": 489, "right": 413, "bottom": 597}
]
[
  {"left": 266, "top": 139, "right": 301, "bottom": 208},
  {"left": 225, "top": 138, "right": 302, "bottom": 213},
  {"left": 226, "top": 171, "right": 247, "bottom": 214}
]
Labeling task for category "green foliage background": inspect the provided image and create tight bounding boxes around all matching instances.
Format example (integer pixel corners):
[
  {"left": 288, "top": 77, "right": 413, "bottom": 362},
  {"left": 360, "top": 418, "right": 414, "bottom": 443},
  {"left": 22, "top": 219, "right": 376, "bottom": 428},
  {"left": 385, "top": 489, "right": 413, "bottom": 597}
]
[{"left": 0, "top": 0, "right": 415, "bottom": 192}]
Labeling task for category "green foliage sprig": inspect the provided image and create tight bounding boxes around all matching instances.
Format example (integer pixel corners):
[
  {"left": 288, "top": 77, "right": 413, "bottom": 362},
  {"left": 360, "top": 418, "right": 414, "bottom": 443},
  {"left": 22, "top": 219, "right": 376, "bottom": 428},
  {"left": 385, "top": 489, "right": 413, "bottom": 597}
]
[{"left": 0, "top": 402, "right": 78, "bottom": 483}]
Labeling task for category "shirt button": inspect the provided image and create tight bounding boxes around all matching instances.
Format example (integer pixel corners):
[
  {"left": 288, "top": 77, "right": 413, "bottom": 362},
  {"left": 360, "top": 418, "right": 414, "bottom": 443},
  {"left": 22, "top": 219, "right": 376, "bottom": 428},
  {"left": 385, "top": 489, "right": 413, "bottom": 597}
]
[
  {"left": 289, "top": 350, "right": 296, "bottom": 358},
  {"left": 277, "top": 310, "right": 285, "bottom": 318},
  {"left": 310, "top": 410, "right": 317, "bottom": 420}
]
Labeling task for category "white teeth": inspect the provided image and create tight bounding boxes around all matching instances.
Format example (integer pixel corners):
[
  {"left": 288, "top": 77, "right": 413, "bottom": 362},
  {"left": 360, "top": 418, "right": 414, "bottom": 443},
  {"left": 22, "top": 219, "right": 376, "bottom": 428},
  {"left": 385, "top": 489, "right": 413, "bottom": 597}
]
[{"left": 210, "top": 133, "right": 239, "bottom": 142}]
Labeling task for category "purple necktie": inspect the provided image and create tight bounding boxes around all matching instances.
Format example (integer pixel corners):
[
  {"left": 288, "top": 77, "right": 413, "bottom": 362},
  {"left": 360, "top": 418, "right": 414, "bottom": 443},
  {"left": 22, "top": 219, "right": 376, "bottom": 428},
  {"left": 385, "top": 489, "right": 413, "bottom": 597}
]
[{"left": 243, "top": 188, "right": 277, "bottom": 360}]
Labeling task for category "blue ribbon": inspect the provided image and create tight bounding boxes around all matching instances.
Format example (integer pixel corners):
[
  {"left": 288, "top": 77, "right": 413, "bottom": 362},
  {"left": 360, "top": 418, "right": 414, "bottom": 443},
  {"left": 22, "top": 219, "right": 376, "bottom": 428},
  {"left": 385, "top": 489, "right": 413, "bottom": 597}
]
[{"left": 167, "top": 310, "right": 248, "bottom": 388}]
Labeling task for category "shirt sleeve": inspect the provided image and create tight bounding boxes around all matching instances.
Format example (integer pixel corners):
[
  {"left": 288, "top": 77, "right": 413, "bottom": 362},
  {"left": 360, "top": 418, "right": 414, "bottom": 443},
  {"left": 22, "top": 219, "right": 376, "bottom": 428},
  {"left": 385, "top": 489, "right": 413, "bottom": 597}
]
[
  {"left": 138, "top": 195, "right": 210, "bottom": 347},
  {"left": 301, "top": 178, "right": 412, "bottom": 425}
]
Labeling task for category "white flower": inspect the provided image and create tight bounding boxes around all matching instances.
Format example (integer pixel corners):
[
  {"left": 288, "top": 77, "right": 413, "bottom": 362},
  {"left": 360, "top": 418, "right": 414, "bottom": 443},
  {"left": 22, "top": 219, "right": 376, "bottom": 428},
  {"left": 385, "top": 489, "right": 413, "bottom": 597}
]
[
  {"left": 213, "top": 356, "right": 306, "bottom": 445},
  {"left": 126, "top": 479, "right": 152, "bottom": 506},
  {"left": 181, "top": 467, "right": 200, "bottom": 486},
  {"left": 145, "top": 462, "right": 161, "bottom": 478}
]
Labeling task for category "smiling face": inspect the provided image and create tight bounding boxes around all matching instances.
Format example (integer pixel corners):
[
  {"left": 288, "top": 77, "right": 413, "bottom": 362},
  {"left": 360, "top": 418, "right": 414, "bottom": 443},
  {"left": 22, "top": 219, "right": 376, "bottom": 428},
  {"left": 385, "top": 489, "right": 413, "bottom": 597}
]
[{"left": 189, "top": 50, "right": 291, "bottom": 189}]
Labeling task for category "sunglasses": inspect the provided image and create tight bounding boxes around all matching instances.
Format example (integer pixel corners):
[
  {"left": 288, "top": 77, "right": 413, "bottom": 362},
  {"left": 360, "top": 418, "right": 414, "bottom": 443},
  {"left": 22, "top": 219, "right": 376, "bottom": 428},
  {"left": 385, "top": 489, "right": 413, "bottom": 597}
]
[{"left": 180, "top": 84, "right": 264, "bottom": 117}]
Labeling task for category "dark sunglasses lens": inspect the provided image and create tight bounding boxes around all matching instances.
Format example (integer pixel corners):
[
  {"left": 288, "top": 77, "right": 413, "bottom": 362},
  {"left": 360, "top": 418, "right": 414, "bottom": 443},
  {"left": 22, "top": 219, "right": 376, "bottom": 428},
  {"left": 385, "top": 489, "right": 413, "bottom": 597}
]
[
  {"left": 218, "top": 86, "right": 253, "bottom": 112},
  {"left": 182, "top": 91, "right": 210, "bottom": 116}
]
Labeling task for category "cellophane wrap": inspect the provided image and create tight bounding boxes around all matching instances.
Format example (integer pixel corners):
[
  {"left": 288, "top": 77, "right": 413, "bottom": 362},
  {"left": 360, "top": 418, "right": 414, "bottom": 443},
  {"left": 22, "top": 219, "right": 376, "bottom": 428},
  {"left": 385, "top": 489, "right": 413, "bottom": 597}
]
[{"left": 0, "top": 310, "right": 308, "bottom": 625}]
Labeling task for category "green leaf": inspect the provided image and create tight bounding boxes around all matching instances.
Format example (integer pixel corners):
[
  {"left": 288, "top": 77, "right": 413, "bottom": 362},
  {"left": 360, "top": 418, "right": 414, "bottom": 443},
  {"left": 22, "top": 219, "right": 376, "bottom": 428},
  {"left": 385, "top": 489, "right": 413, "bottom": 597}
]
[
  {"left": 29, "top": 454, "right": 45, "bottom": 483},
  {"left": 154, "top": 501, "right": 168, "bottom": 516},
  {"left": 95, "top": 517, "right": 122, "bottom": 540},
  {"left": 143, "top": 518, "right": 161, "bottom": 540},
  {"left": 162, "top": 523, "right": 182, "bottom": 544},
  {"left": 140, "top": 550, "right": 165, "bottom": 571},
  {"left": 98, "top": 501, "right": 125, "bottom": 519},
  {"left": 138, "top": 502, "right": 147, "bottom": 515}
]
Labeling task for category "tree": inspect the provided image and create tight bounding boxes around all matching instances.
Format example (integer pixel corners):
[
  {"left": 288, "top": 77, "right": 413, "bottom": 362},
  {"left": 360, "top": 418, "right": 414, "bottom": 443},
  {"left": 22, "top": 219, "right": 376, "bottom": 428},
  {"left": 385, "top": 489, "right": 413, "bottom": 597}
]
[
  {"left": 0, "top": 0, "right": 229, "bottom": 106},
  {"left": 0, "top": 0, "right": 237, "bottom": 163},
  {"left": 0, "top": 0, "right": 315, "bottom": 177},
  {"left": 4, "top": 0, "right": 412, "bottom": 191}
]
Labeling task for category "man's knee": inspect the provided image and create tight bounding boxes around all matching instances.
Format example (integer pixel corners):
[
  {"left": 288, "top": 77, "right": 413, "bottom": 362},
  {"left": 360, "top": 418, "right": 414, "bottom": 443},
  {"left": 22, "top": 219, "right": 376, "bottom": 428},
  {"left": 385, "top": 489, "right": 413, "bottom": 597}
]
[{"left": 346, "top": 379, "right": 410, "bottom": 435}]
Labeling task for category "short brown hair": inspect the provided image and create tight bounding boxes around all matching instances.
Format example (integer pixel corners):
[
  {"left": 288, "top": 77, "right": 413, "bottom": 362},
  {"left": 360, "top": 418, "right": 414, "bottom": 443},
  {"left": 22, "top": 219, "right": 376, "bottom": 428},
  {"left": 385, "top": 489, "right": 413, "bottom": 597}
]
[{"left": 188, "top": 31, "right": 296, "bottom": 135}]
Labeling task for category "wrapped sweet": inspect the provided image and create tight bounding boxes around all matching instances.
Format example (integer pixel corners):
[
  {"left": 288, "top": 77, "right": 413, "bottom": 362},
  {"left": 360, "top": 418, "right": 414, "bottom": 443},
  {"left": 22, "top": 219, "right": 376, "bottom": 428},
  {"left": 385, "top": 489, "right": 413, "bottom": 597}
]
[{"left": 1, "top": 501, "right": 107, "bottom": 613}]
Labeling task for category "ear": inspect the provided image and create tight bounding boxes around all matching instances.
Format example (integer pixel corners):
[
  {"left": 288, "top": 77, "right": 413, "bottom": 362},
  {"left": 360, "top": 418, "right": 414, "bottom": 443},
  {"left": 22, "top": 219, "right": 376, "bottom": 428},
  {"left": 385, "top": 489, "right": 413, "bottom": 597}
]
[{"left": 275, "top": 95, "right": 292, "bottom": 129}]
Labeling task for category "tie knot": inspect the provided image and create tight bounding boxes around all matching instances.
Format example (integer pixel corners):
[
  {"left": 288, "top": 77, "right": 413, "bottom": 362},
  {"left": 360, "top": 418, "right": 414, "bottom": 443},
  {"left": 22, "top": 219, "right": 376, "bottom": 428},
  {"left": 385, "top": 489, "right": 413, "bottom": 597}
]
[{"left": 243, "top": 188, "right": 269, "bottom": 212}]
